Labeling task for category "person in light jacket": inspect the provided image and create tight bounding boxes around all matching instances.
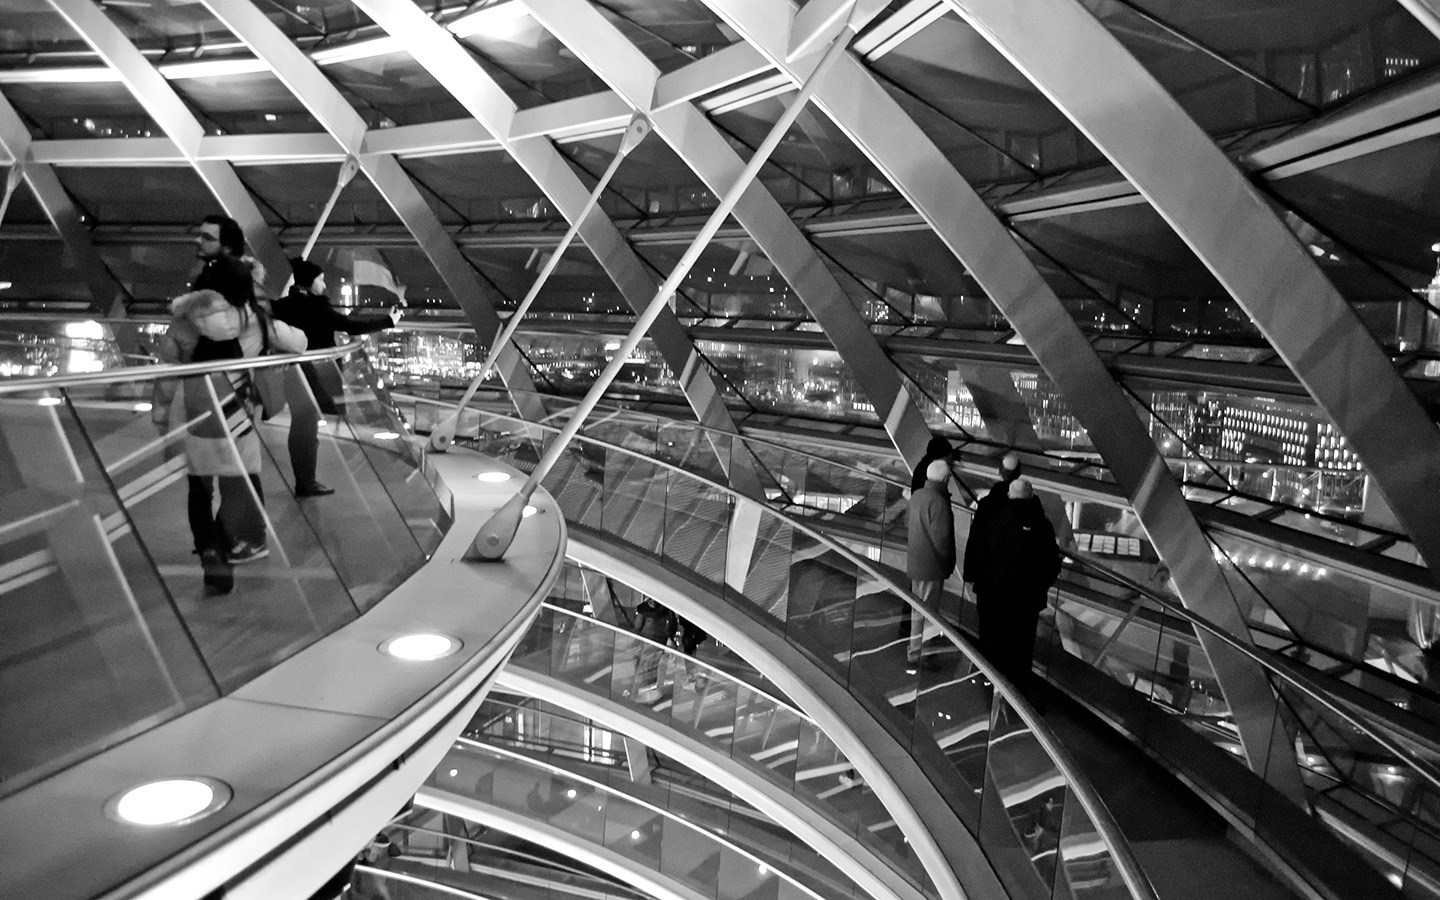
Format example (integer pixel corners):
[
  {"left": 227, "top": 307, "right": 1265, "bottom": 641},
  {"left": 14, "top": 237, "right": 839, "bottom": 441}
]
[{"left": 906, "top": 458, "right": 956, "bottom": 666}]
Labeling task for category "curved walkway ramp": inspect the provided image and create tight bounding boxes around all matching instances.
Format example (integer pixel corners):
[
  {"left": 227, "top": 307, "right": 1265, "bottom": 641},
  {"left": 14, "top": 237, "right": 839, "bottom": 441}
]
[
  {"left": 0, "top": 348, "right": 565, "bottom": 899},
  {"left": 499, "top": 601, "right": 932, "bottom": 900},
  {"left": 424, "top": 398, "right": 1156, "bottom": 900},
  {"left": 416, "top": 388, "right": 1433, "bottom": 900},
  {"left": 418, "top": 739, "right": 847, "bottom": 900}
]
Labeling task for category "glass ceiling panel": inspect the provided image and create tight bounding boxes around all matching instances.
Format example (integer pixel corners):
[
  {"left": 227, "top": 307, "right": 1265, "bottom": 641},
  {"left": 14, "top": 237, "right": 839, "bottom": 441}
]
[
  {"left": 169, "top": 70, "right": 323, "bottom": 135},
  {"left": 0, "top": 174, "right": 48, "bottom": 226},
  {"left": 227, "top": 161, "right": 397, "bottom": 229},
  {"left": 95, "top": 239, "right": 197, "bottom": 301},
  {"left": 1118, "top": 0, "right": 1440, "bottom": 109},
  {"left": 573, "top": 129, "right": 718, "bottom": 222},
  {"left": 403, "top": 150, "right": 566, "bottom": 226},
  {"left": 464, "top": 244, "right": 638, "bottom": 318},
  {"left": 256, "top": 0, "right": 376, "bottom": 42},
  {"left": 2, "top": 82, "right": 162, "bottom": 139},
  {"left": 322, "top": 51, "right": 469, "bottom": 126},
  {"left": 633, "top": 241, "right": 805, "bottom": 322},
  {"left": 596, "top": 2, "right": 703, "bottom": 74},
  {"left": 53, "top": 166, "right": 214, "bottom": 225},
  {"left": 592, "top": 0, "right": 737, "bottom": 57},
  {"left": 711, "top": 92, "right": 863, "bottom": 207},
  {"left": 1078, "top": 0, "right": 1313, "bottom": 133},
  {"left": 458, "top": 8, "right": 608, "bottom": 106},
  {"left": 810, "top": 228, "right": 998, "bottom": 329},
  {"left": 1011, "top": 202, "right": 1263, "bottom": 343},
  {"left": 0, "top": 239, "right": 93, "bottom": 305},
  {"left": 1268, "top": 133, "right": 1440, "bottom": 352},
  {"left": 867, "top": 12, "right": 1099, "bottom": 180},
  {"left": 96, "top": 2, "right": 241, "bottom": 51},
  {"left": 0, "top": 1, "right": 90, "bottom": 56}
]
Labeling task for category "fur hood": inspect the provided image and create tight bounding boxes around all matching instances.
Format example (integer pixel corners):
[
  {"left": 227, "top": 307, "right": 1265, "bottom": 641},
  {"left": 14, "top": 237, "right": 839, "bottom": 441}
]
[{"left": 170, "top": 289, "right": 244, "bottom": 342}]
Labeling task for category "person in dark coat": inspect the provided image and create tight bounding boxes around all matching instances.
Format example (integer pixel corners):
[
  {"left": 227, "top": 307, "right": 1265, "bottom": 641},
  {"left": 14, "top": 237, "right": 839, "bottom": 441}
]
[
  {"left": 272, "top": 257, "right": 401, "bottom": 496},
  {"left": 962, "top": 451, "right": 1020, "bottom": 586},
  {"left": 909, "top": 436, "right": 954, "bottom": 492},
  {"left": 906, "top": 459, "right": 956, "bottom": 666},
  {"left": 970, "top": 478, "right": 1061, "bottom": 691}
]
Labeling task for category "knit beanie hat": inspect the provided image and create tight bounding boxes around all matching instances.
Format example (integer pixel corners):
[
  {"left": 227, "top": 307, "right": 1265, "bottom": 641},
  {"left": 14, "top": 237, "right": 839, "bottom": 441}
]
[
  {"left": 926, "top": 459, "right": 950, "bottom": 483},
  {"left": 290, "top": 257, "right": 324, "bottom": 290}
]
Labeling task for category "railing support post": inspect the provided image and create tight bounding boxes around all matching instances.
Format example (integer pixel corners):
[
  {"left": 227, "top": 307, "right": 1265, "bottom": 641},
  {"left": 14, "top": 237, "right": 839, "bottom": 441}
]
[
  {"left": 467, "top": 13, "right": 858, "bottom": 561},
  {"left": 431, "top": 115, "right": 651, "bottom": 453}
]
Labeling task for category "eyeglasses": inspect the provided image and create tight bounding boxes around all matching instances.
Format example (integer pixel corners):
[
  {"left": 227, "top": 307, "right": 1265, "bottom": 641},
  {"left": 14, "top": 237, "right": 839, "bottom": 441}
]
[{"left": 195, "top": 233, "right": 220, "bottom": 243}]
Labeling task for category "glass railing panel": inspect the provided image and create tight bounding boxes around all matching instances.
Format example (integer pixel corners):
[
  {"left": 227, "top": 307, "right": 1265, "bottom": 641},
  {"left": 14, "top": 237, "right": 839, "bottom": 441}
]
[
  {"left": 245, "top": 365, "right": 428, "bottom": 612},
  {"left": 0, "top": 387, "right": 218, "bottom": 798},
  {"left": 434, "top": 743, "right": 820, "bottom": 900},
  {"left": 1057, "top": 785, "right": 1131, "bottom": 900},
  {"left": 2, "top": 347, "right": 450, "bottom": 800},
  {"left": 334, "top": 353, "right": 451, "bottom": 556},
  {"left": 915, "top": 647, "right": 992, "bottom": 834},
  {"left": 508, "top": 603, "right": 929, "bottom": 896},
  {"left": 65, "top": 375, "right": 362, "bottom": 687},
  {"left": 978, "top": 697, "right": 1066, "bottom": 900}
]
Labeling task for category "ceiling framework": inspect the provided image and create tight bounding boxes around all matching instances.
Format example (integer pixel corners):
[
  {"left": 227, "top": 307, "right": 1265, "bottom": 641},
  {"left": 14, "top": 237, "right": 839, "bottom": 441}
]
[
  {"left": 338, "top": 0, "right": 767, "bottom": 495},
  {"left": 0, "top": 92, "right": 126, "bottom": 311},
  {"left": 522, "top": 0, "right": 934, "bottom": 467},
  {"left": 946, "top": 0, "right": 1440, "bottom": 589},
  {"left": 194, "top": 0, "right": 546, "bottom": 417},
  {"left": 41, "top": 0, "right": 290, "bottom": 295},
  {"left": 698, "top": 0, "right": 1304, "bottom": 802},
  {"left": 0, "top": 1, "right": 1436, "bottom": 662}
]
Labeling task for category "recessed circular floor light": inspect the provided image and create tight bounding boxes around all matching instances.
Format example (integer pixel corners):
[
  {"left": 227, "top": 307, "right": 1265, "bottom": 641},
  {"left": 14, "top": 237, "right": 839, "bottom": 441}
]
[
  {"left": 381, "top": 633, "right": 461, "bottom": 661},
  {"left": 373, "top": 431, "right": 400, "bottom": 440},
  {"left": 107, "top": 777, "right": 230, "bottom": 827},
  {"left": 133, "top": 401, "right": 153, "bottom": 412},
  {"left": 522, "top": 505, "right": 538, "bottom": 518},
  {"left": 477, "top": 471, "right": 511, "bottom": 483},
  {"left": 37, "top": 396, "right": 62, "bottom": 407}
]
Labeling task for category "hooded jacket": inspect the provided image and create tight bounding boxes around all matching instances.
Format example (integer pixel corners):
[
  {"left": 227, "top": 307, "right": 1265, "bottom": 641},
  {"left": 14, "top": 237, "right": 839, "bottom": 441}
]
[{"left": 159, "top": 289, "right": 307, "bottom": 364}]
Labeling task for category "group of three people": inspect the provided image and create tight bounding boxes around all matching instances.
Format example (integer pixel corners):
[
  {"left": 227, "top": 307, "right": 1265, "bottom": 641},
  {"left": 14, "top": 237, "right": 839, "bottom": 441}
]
[
  {"left": 907, "top": 443, "right": 1062, "bottom": 692},
  {"left": 154, "top": 214, "right": 401, "bottom": 594}
]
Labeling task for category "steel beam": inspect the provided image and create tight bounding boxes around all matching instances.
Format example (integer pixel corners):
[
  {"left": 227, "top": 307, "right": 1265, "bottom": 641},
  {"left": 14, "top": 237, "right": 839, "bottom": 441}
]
[
  {"left": 43, "top": 0, "right": 288, "bottom": 295},
  {"left": 522, "top": 0, "right": 934, "bottom": 468},
  {"left": 0, "top": 90, "right": 126, "bottom": 310},
  {"left": 948, "top": 0, "right": 1440, "bottom": 586},
  {"left": 702, "top": 0, "right": 1306, "bottom": 802},
  {"left": 195, "top": 0, "right": 543, "bottom": 418},
  {"left": 1399, "top": 0, "right": 1440, "bottom": 43},
  {"left": 347, "top": 0, "right": 765, "bottom": 497}
]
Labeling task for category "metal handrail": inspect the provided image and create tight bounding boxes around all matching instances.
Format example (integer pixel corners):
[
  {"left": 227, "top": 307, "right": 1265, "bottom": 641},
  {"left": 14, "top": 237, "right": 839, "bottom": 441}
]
[
  {"left": 0, "top": 341, "right": 359, "bottom": 394},
  {"left": 401, "top": 392, "right": 1160, "bottom": 900},
  {"left": 453, "top": 390, "right": 1440, "bottom": 798}
]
